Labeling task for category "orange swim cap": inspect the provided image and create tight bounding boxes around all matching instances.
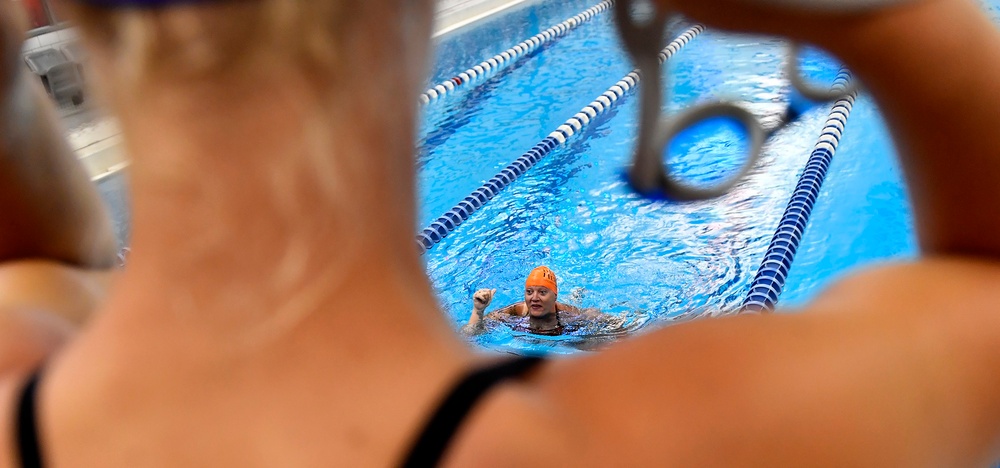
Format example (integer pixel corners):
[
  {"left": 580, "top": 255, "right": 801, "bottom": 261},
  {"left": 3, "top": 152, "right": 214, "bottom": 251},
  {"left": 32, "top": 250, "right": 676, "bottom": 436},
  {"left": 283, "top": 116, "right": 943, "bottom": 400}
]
[{"left": 525, "top": 266, "right": 558, "bottom": 295}]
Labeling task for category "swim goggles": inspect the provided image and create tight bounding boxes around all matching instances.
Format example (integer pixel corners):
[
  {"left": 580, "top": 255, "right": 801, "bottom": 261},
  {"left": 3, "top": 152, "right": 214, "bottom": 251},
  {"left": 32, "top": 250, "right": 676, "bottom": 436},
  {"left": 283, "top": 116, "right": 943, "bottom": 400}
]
[{"left": 614, "top": 0, "right": 912, "bottom": 201}]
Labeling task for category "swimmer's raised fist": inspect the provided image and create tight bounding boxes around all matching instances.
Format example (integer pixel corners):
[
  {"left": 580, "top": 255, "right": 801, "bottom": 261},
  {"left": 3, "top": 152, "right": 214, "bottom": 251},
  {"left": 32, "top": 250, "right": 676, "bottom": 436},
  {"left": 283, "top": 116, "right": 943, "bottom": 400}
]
[{"left": 472, "top": 289, "right": 496, "bottom": 312}]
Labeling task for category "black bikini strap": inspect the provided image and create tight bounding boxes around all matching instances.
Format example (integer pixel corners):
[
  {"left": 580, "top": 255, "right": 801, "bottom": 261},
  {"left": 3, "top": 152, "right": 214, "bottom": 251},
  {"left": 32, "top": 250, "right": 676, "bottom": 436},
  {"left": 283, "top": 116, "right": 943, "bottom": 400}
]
[
  {"left": 400, "top": 356, "right": 544, "bottom": 468},
  {"left": 16, "top": 370, "right": 44, "bottom": 468}
]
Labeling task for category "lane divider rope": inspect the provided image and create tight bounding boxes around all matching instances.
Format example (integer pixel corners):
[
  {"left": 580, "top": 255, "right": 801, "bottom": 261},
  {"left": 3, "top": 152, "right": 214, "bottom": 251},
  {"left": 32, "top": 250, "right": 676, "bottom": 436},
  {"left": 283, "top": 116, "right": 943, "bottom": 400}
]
[
  {"left": 417, "top": 25, "right": 706, "bottom": 254},
  {"left": 420, "top": 0, "right": 614, "bottom": 106},
  {"left": 741, "top": 70, "right": 857, "bottom": 313}
]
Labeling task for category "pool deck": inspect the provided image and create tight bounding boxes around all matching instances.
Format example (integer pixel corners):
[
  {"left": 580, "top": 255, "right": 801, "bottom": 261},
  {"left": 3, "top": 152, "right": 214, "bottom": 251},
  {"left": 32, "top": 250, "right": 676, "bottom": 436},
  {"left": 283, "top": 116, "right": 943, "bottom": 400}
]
[{"left": 62, "top": 0, "right": 539, "bottom": 182}]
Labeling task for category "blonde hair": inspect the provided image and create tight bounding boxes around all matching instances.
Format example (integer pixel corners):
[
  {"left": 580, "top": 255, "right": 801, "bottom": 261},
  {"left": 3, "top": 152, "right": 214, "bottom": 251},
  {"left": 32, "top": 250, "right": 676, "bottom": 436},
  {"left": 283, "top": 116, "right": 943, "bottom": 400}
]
[
  {"left": 58, "top": 0, "right": 435, "bottom": 347},
  {"left": 63, "top": 0, "right": 437, "bottom": 97}
]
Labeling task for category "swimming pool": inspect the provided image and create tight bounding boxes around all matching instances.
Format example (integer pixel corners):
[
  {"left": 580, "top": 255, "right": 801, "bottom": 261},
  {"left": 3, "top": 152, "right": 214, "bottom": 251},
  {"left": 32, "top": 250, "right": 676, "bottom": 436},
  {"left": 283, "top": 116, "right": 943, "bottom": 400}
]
[{"left": 416, "top": 0, "right": 973, "bottom": 353}]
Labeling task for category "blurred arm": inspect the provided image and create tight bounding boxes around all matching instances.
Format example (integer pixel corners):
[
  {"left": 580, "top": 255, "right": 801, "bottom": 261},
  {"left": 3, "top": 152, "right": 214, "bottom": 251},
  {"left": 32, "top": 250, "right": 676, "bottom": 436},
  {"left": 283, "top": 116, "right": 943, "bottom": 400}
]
[
  {"left": 823, "top": 0, "right": 1000, "bottom": 258},
  {"left": 524, "top": 2, "right": 1000, "bottom": 465},
  {"left": 0, "top": 41, "right": 118, "bottom": 269},
  {"left": 0, "top": 6, "right": 118, "bottom": 372}
]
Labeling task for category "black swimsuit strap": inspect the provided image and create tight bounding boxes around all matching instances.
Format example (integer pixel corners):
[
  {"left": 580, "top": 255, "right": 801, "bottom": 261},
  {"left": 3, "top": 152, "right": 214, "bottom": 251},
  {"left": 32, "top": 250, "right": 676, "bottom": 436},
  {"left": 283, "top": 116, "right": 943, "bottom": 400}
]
[
  {"left": 15, "top": 358, "right": 543, "bottom": 468},
  {"left": 400, "top": 356, "right": 544, "bottom": 468},
  {"left": 16, "top": 370, "right": 44, "bottom": 468}
]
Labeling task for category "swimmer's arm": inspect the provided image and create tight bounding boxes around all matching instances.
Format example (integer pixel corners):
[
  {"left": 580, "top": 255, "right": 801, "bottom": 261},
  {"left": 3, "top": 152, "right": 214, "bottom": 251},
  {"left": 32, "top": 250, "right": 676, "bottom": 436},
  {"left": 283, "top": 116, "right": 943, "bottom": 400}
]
[
  {"left": 466, "top": 303, "right": 524, "bottom": 331},
  {"left": 463, "top": 289, "right": 492, "bottom": 335},
  {"left": 463, "top": 289, "right": 519, "bottom": 335},
  {"left": 461, "top": 303, "right": 524, "bottom": 335},
  {"left": 462, "top": 306, "right": 486, "bottom": 335}
]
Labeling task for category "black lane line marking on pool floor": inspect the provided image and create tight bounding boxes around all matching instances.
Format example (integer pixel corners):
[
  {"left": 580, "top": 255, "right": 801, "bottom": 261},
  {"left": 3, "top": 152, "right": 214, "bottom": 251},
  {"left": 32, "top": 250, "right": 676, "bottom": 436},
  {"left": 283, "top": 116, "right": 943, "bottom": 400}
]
[
  {"left": 416, "top": 25, "right": 705, "bottom": 254},
  {"left": 420, "top": 0, "right": 614, "bottom": 106},
  {"left": 741, "top": 70, "right": 857, "bottom": 313}
]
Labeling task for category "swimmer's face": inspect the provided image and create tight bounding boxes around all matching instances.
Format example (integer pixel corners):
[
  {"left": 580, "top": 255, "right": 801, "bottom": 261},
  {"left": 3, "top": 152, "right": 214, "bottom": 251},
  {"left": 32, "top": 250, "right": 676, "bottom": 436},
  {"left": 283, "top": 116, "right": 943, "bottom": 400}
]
[{"left": 524, "top": 287, "right": 557, "bottom": 317}]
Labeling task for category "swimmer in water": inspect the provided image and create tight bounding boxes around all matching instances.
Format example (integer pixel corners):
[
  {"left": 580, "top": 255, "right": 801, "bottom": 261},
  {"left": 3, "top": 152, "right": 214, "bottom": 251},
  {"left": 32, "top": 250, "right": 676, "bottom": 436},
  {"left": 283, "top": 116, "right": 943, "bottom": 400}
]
[{"left": 462, "top": 266, "right": 604, "bottom": 336}]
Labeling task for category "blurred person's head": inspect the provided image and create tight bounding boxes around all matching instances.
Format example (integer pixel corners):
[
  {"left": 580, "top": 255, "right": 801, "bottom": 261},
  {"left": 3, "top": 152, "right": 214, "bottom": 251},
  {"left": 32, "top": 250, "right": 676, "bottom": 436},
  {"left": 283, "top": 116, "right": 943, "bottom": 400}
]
[{"left": 53, "top": 0, "right": 442, "bottom": 331}]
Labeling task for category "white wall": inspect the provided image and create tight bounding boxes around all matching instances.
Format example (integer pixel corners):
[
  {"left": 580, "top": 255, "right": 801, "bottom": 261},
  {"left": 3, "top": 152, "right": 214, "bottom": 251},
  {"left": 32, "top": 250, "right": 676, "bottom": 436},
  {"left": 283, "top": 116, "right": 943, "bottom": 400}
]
[
  {"left": 21, "top": 27, "right": 77, "bottom": 56},
  {"left": 434, "top": 0, "right": 536, "bottom": 36}
]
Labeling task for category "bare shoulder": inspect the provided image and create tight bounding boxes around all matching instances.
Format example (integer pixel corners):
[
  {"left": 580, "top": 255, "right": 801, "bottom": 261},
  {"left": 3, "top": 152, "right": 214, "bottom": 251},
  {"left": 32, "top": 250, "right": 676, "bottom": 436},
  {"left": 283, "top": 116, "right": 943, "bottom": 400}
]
[
  {"left": 452, "top": 258, "right": 1000, "bottom": 465},
  {"left": 487, "top": 302, "right": 525, "bottom": 319}
]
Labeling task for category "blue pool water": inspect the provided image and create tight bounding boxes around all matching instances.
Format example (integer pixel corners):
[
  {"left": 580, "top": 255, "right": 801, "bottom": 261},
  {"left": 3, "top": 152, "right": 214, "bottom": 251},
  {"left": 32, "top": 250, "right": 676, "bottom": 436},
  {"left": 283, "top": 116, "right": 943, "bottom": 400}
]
[{"left": 417, "top": 0, "right": 994, "bottom": 354}]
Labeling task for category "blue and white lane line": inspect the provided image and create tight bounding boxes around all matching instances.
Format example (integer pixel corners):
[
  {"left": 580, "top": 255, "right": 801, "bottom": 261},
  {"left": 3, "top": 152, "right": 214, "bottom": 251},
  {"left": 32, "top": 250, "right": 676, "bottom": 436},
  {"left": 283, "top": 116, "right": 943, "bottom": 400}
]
[
  {"left": 741, "top": 71, "right": 857, "bottom": 313},
  {"left": 416, "top": 25, "right": 706, "bottom": 254},
  {"left": 419, "top": 0, "right": 614, "bottom": 106}
]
